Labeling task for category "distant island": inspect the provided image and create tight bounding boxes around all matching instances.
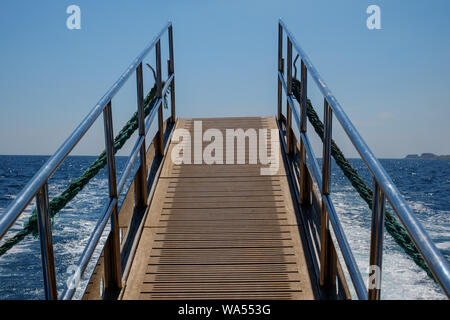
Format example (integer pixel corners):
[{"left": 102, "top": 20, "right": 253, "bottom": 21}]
[{"left": 405, "top": 153, "right": 450, "bottom": 159}]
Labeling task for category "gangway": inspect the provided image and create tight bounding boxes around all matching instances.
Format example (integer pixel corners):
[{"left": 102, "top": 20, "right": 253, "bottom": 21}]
[{"left": 0, "top": 21, "right": 449, "bottom": 300}]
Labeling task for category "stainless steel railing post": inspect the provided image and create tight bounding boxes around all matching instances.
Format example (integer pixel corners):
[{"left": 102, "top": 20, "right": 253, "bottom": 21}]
[
  {"left": 135, "top": 63, "right": 148, "bottom": 207},
  {"left": 277, "top": 23, "right": 283, "bottom": 121},
  {"left": 320, "top": 98, "right": 334, "bottom": 288},
  {"left": 155, "top": 40, "right": 164, "bottom": 158},
  {"left": 36, "top": 182, "right": 58, "bottom": 300},
  {"left": 368, "top": 178, "right": 386, "bottom": 300},
  {"left": 168, "top": 25, "right": 176, "bottom": 124},
  {"left": 299, "top": 60, "right": 310, "bottom": 205},
  {"left": 286, "top": 38, "right": 293, "bottom": 155},
  {"left": 300, "top": 61, "right": 307, "bottom": 134},
  {"left": 102, "top": 101, "right": 122, "bottom": 292}
]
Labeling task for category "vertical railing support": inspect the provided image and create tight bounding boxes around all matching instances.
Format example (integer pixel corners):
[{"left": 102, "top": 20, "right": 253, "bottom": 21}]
[
  {"left": 286, "top": 38, "right": 293, "bottom": 155},
  {"left": 300, "top": 61, "right": 307, "bottom": 134},
  {"left": 168, "top": 25, "right": 176, "bottom": 124},
  {"left": 36, "top": 182, "right": 57, "bottom": 300},
  {"left": 277, "top": 23, "right": 283, "bottom": 121},
  {"left": 320, "top": 98, "right": 335, "bottom": 290},
  {"left": 102, "top": 101, "right": 122, "bottom": 294},
  {"left": 155, "top": 40, "right": 164, "bottom": 158},
  {"left": 299, "top": 60, "right": 310, "bottom": 205},
  {"left": 368, "top": 179, "right": 386, "bottom": 300},
  {"left": 135, "top": 63, "right": 148, "bottom": 207}
]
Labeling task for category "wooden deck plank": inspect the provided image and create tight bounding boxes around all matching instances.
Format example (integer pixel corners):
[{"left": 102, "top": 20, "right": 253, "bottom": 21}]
[{"left": 121, "top": 117, "right": 315, "bottom": 300}]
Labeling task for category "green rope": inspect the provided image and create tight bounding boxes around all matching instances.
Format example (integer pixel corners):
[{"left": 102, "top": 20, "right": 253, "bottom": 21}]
[
  {"left": 291, "top": 78, "right": 433, "bottom": 280},
  {"left": 0, "top": 82, "right": 170, "bottom": 257}
]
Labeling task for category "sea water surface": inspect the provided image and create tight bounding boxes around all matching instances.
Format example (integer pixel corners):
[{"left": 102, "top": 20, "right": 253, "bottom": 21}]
[{"left": 0, "top": 155, "right": 448, "bottom": 299}]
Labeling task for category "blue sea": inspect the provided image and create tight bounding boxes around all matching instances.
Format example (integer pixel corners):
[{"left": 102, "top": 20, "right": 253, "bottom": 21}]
[{"left": 0, "top": 155, "right": 449, "bottom": 300}]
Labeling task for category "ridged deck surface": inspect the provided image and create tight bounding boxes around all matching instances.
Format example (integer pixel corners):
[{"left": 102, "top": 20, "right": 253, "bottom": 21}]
[{"left": 122, "top": 117, "right": 314, "bottom": 300}]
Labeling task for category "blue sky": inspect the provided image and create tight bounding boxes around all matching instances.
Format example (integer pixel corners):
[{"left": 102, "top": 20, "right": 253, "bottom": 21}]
[{"left": 0, "top": 0, "right": 449, "bottom": 158}]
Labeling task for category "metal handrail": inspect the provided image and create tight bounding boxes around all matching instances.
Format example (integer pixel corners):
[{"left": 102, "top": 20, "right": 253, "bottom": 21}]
[
  {"left": 60, "top": 197, "right": 117, "bottom": 300},
  {"left": 282, "top": 72, "right": 367, "bottom": 299},
  {"left": 293, "top": 103, "right": 368, "bottom": 299},
  {"left": 0, "top": 22, "right": 175, "bottom": 299},
  {"left": 278, "top": 19, "right": 450, "bottom": 298},
  {"left": 0, "top": 21, "right": 171, "bottom": 239}
]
